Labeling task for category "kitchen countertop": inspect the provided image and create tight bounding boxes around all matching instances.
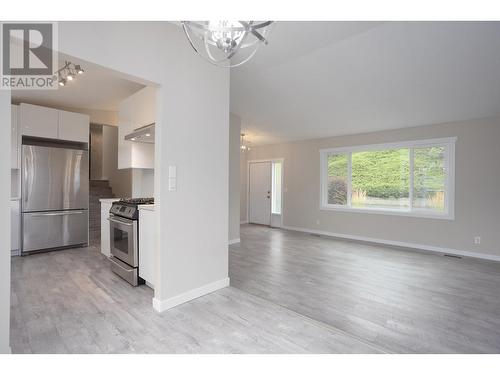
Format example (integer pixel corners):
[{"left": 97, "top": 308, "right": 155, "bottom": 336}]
[
  {"left": 99, "top": 198, "right": 121, "bottom": 203},
  {"left": 138, "top": 204, "right": 155, "bottom": 211}
]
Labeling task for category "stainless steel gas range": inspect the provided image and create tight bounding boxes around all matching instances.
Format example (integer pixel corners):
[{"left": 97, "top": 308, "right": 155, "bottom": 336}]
[{"left": 108, "top": 198, "right": 154, "bottom": 286}]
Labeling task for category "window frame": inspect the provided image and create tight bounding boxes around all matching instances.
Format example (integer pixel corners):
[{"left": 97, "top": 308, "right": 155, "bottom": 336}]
[
  {"left": 319, "top": 137, "right": 456, "bottom": 220},
  {"left": 271, "top": 161, "right": 283, "bottom": 215}
]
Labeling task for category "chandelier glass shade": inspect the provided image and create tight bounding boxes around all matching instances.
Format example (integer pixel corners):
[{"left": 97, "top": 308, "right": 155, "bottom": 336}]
[
  {"left": 240, "top": 133, "right": 251, "bottom": 152},
  {"left": 181, "top": 21, "right": 274, "bottom": 68}
]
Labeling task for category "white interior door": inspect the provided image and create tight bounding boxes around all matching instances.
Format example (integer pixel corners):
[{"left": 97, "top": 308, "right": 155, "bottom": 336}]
[{"left": 249, "top": 162, "right": 272, "bottom": 225}]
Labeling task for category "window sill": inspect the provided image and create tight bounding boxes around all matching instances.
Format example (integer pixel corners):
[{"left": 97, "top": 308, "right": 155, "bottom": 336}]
[{"left": 320, "top": 205, "right": 454, "bottom": 220}]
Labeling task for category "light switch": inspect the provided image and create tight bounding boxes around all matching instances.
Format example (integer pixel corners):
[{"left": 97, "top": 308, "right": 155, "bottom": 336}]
[
  {"left": 169, "top": 178, "right": 176, "bottom": 191},
  {"left": 168, "top": 165, "right": 176, "bottom": 191},
  {"left": 169, "top": 165, "right": 177, "bottom": 178}
]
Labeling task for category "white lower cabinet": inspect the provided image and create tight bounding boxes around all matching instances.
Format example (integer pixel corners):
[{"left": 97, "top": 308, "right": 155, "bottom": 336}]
[
  {"left": 139, "top": 206, "right": 155, "bottom": 287},
  {"left": 10, "top": 200, "right": 20, "bottom": 255},
  {"left": 100, "top": 199, "right": 120, "bottom": 257}
]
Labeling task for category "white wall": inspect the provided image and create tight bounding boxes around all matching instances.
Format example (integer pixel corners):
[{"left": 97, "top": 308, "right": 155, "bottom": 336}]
[
  {"left": 54, "top": 22, "right": 229, "bottom": 310},
  {"left": 0, "top": 91, "right": 11, "bottom": 353},
  {"left": 244, "top": 117, "right": 500, "bottom": 260},
  {"left": 229, "top": 113, "right": 241, "bottom": 241}
]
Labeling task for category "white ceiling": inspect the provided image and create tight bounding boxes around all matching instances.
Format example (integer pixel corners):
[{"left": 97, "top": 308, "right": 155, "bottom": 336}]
[
  {"left": 230, "top": 21, "right": 500, "bottom": 145},
  {"left": 12, "top": 53, "right": 145, "bottom": 111}
]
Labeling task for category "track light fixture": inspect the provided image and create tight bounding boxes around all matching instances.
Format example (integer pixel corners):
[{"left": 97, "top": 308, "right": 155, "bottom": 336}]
[{"left": 56, "top": 60, "right": 84, "bottom": 87}]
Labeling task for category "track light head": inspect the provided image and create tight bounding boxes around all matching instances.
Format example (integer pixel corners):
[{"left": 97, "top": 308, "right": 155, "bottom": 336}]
[{"left": 75, "top": 65, "right": 84, "bottom": 74}]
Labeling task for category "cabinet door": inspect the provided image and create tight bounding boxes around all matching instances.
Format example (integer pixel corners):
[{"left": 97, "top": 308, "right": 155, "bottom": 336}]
[
  {"left": 11, "top": 105, "right": 19, "bottom": 169},
  {"left": 20, "top": 103, "right": 58, "bottom": 139},
  {"left": 100, "top": 203, "right": 112, "bottom": 257},
  {"left": 10, "top": 200, "right": 20, "bottom": 252},
  {"left": 58, "top": 110, "right": 89, "bottom": 143},
  {"left": 139, "top": 209, "right": 155, "bottom": 286}
]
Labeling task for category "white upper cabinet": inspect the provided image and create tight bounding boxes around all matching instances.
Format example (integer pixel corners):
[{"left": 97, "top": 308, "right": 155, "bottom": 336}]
[
  {"left": 11, "top": 105, "right": 19, "bottom": 169},
  {"left": 19, "top": 103, "right": 89, "bottom": 143},
  {"left": 118, "top": 87, "right": 155, "bottom": 169},
  {"left": 20, "top": 103, "right": 58, "bottom": 139},
  {"left": 58, "top": 110, "right": 89, "bottom": 143}
]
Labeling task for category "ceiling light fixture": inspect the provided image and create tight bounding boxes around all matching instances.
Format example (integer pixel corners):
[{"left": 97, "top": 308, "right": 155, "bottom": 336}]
[
  {"left": 56, "top": 60, "right": 85, "bottom": 87},
  {"left": 181, "top": 21, "right": 274, "bottom": 68}
]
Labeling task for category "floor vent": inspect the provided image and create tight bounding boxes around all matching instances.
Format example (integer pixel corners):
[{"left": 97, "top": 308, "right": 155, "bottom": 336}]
[{"left": 444, "top": 254, "right": 463, "bottom": 259}]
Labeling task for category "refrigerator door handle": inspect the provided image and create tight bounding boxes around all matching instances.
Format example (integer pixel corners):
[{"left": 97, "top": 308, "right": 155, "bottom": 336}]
[
  {"left": 23, "top": 152, "right": 29, "bottom": 203},
  {"left": 30, "top": 211, "right": 86, "bottom": 217}
]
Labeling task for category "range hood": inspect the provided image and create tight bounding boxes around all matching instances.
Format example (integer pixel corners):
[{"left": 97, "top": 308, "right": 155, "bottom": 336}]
[{"left": 124, "top": 123, "right": 155, "bottom": 143}]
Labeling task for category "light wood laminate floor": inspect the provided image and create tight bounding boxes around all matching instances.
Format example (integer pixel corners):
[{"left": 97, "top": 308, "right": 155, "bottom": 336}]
[
  {"left": 11, "top": 224, "right": 500, "bottom": 353},
  {"left": 230, "top": 225, "right": 500, "bottom": 353},
  {"left": 10, "top": 245, "right": 380, "bottom": 354}
]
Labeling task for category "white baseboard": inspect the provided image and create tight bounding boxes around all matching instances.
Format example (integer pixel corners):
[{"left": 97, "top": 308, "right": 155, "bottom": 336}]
[
  {"left": 240, "top": 221, "right": 249, "bottom": 225},
  {"left": 228, "top": 238, "right": 240, "bottom": 245},
  {"left": 0, "top": 345, "right": 11, "bottom": 354},
  {"left": 281, "top": 225, "right": 500, "bottom": 263},
  {"left": 152, "top": 277, "right": 230, "bottom": 312}
]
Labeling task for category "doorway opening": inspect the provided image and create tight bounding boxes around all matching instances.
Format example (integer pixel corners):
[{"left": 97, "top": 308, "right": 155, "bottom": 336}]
[{"left": 248, "top": 159, "right": 283, "bottom": 227}]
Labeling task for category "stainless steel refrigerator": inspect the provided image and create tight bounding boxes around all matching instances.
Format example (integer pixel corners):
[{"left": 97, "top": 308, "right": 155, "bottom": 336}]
[{"left": 21, "top": 140, "right": 89, "bottom": 254}]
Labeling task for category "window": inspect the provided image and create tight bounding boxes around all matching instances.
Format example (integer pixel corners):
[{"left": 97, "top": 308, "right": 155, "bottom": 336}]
[
  {"left": 320, "top": 138, "right": 455, "bottom": 219},
  {"left": 271, "top": 161, "right": 282, "bottom": 214}
]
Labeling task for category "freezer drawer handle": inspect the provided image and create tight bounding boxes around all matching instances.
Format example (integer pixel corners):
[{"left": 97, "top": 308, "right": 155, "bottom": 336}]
[{"left": 30, "top": 211, "right": 85, "bottom": 217}]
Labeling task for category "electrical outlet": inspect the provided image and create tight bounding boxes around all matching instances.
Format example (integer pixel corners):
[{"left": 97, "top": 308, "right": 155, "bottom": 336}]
[
  {"left": 474, "top": 236, "right": 481, "bottom": 245},
  {"left": 316, "top": 219, "right": 320, "bottom": 225}
]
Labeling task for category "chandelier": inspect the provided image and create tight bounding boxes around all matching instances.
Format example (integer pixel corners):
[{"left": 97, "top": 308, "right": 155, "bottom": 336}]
[
  {"left": 240, "top": 133, "right": 251, "bottom": 152},
  {"left": 56, "top": 61, "right": 84, "bottom": 87},
  {"left": 181, "top": 21, "right": 274, "bottom": 68}
]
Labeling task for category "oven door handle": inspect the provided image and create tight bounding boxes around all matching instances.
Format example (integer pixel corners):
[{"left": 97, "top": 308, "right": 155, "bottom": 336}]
[{"left": 108, "top": 217, "right": 134, "bottom": 226}]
